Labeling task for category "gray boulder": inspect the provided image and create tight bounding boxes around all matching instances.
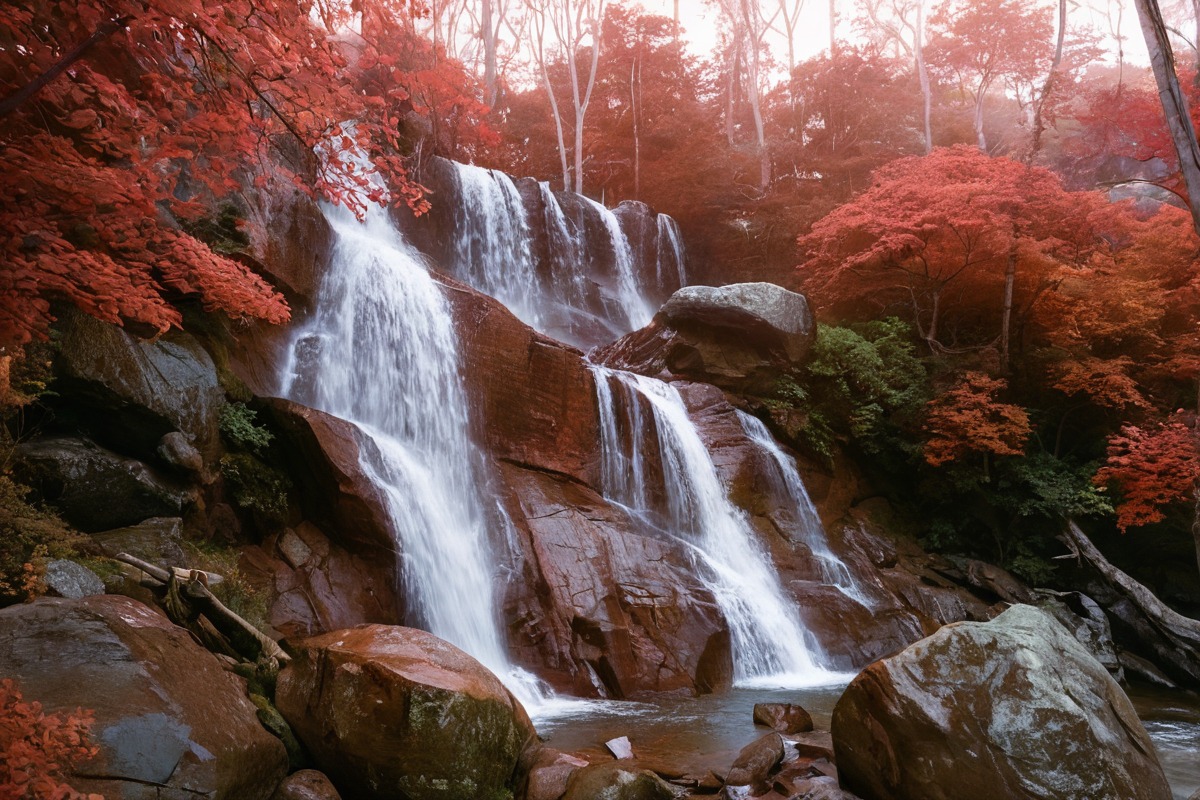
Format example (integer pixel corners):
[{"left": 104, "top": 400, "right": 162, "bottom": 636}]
[
  {"left": 832, "top": 604, "right": 1172, "bottom": 800},
  {"left": 596, "top": 282, "right": 815, "bottom": 393},
  {"left": 55, "top": 311, "right": 224, "bottom": 459},
  {"left": 43, "top": 559, "right": 104, "bottom": 599}
]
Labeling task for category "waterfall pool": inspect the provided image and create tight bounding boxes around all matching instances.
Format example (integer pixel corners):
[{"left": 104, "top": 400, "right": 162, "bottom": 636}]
[{"left": 532, "top": 683, "right": 1200, "bottom": 798}]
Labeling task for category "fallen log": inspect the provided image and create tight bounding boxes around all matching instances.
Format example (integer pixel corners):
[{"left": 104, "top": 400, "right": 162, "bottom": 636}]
[
  {"left": 1060, "top": 520, "right": 1200, "bottom": 683},
  {"left": 115, "top": 552, "right": 289, "bottom": 668}
]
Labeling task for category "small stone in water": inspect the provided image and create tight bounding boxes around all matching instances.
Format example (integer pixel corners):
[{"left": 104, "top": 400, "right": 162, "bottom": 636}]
[{"left": 605, "top": 736, "right": 634, "bottom": 759}]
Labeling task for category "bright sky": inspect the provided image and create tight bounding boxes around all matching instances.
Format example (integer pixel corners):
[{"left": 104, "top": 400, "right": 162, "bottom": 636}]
[{"left": 632, "top": 0, "right": 1150, "bottom": 70}]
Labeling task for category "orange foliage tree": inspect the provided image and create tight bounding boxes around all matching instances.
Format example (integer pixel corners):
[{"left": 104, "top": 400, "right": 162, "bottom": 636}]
[
  {"left": 0, "top": 679, "right": 101, "bottom": 800},
  {"left": 924, "top": 371, "right": 1031, "bottom": 474}
]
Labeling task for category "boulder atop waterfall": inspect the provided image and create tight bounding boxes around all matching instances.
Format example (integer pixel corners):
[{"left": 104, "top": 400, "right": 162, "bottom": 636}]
[
  {"left": 596, "top": 282, "right": 815, "bottom": 393},
  {"left": 0, "top": 595, "right": 288, "bottom": 799},
  {"left": 831, "top": 604, "right": 1172, "bottom": 800},
  {"left": 276, "top": 624, "right": 537, "bottom": 800}
]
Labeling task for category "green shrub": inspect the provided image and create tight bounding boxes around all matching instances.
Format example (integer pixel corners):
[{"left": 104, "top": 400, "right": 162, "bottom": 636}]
[
  {"left": 0, "top": 475, "right": 86, "bottom": 604},
  {"left": 219, "top": 402, "right": 274, "bottom": 455},
  {"left": 219, "top": 453, "right": 289, "bottom": 527}
]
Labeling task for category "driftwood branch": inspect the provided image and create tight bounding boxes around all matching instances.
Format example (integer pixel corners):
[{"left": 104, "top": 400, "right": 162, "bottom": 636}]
[
  {"left": 115, "top": 552, "right": 289, "bottom": 667},
  {"left": 1060, "top": 521, "right": 1200, "bottom": 666}
]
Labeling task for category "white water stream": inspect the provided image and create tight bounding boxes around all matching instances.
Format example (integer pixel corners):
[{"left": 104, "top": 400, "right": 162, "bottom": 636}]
[
  {"left": 591, "top": 366, "right": 848, "bottom": 687},
  {"left": 277, "top": 179, "right": 550, "bottom": 707}
]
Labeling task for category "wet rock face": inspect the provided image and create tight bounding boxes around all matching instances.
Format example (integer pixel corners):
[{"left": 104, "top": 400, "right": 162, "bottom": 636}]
[
  {"left": 0, "top": 595, "right": 287, "bottom": 799},
  {"left": 276, "top": 625, "right": 536, "bottom": 800},
  {"left": 597, "top": 282, "right": 815, "bottom": 394},
  {"left": 259, "top": 398, "right": 396, "bottom": 558},
  {"left": 832, "top": 604, "right": 1173, "bottom": 800},
  {"left": 13, "top": 437, "right": 193, "bottom": 532}
]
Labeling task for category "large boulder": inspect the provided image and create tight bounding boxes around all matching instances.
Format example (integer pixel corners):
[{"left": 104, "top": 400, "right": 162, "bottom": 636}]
[
  {"left": 53, "top": 310, "right": 225, "bottom": 459},
  {"left": 597, "top": 283, "right": 814, "bottom": 393},
  {"left": 832, "top": 604, "right": 1172, "bottom": 800},
  {"left": 0, "top": 595, "right": 287, "bottom": 799},
  {"left": 276, "top": 625, "right": 537, "bottom": 800},
  {"left": 13, "top": 437, "right": 193, "bottom": 531}
]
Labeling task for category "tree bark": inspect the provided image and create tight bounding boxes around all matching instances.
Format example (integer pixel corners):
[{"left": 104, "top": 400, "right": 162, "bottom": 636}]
[
  {"left": 1133, "top": 0, "right": 1200, "bottom": 238},
  {"left": 1000, "top": 242, "right": 1016, "bottom": 373},
  {"left": 483, "top": 0, "right": 498, "bottom": 107},
  {"left": 916, "top": 0, "right": 933, "bottom": 153}
]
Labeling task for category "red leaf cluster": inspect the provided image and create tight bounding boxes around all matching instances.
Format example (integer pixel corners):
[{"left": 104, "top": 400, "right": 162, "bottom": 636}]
[
  {"left": 924, "top": 371, "right": 1031, "bottom": 466},
  {"left": 1095, "top": 418, "right": 1200, "bottom": 532},
  {"left": 0, "top": 679, "right": 102, "bottom": 800}
]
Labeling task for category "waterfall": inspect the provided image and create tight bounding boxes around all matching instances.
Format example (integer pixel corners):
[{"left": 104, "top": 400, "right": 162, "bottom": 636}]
[
  {"left": 443, "top": 162, "right": 544, "bottom": 330},
  {"left": 277, "top": 174, "right": 549, "bottom": 706},
  {"left": 656, "top": 214, "right": 687, "bottom": 291},
  {"left": 581, "top": 196, "right": 655, "bottom": 331},
  {"left": 735, "top": 411, "right": 872, "bottom": 607},
  {"left": 591, "top": 366, "right": 845, "bottom": 686}
]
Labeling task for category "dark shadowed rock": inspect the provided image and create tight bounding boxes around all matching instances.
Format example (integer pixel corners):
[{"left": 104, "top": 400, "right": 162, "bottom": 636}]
[
  {"left": 54, "top": 310, "right": 224, "bottom": 459},
  {"left": 0, "top": 595, "right": 287, "bottom": 799},
  {"left": 753, "top": 703, "right": 814, "bottom": 734},
  {"left": 240, "top": 522, "right": 399, "bottom": 637},
  {"left": 157, "top": 431, "right": 205, "bottom": 475},
  {"left": 276, "top": 625, "right": 536, "bottom": 800},
  {"left": 93, "top": 517, "right": 187, "bottom": 566},
  {"left": 725, "top": 732, "right": 785, "bottom": 794},
  {"left": 272, "top": 769, "right": 343, "bottom": 800},
  {"left": 832, "top": 604, "right": 1172, "bottom": 800},
  {"left": 13, "top": 437, "right": 193, "bottom": 531},
  {"left": 561, "top": 762, "right": 681, "bottom": 800}
]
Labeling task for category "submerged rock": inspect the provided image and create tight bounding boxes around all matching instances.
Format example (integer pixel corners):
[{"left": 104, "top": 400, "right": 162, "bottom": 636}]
[
  {"left": 0, "top": 595, "right": 287, "bottom": 799},
  {"left": 753, "top": 702, "right": 814, "bottom": 734},
  {"left": 725, "top": 732, "right": 785, "bottom": 794},
  {"left": 276, "top": 625, "right": 536, "bottom": 800},
  {"left": 832, "top": 604, "right": 1172, "bottom": 800}
]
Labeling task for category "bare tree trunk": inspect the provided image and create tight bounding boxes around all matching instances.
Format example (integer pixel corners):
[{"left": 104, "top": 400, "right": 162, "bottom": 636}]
[
  {"left": 1000, "top": 243, "right": 1017, "bottom": 373},
  {"left": 631, "top": 54, "right": 641, "bottom": 199},
  {"left": 1032, "top": 0, "right": 1068, "bottom": 157},
  {"left": 974, "top": 92, "right": 988, "bottom": 151},
  {"left": 916, "top": 0, "right": 933, "bottom": 153},
  {"left": 1062, "top": 521, "right": 1200, "bottom": 673},
  {"left": 1134, "top": 0, "right": 1200, "bottom": 238},
  {"left": 829, "top": 0, "right": 837, "bottom": 53},
  {"left": 483, "top": 0, "right": 499, "bottom": 107}
]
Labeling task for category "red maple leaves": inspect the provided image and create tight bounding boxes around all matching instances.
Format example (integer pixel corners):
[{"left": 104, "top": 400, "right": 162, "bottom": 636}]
[{"left": 1095, "top": 417, "right": 1200, "bottom": 532}]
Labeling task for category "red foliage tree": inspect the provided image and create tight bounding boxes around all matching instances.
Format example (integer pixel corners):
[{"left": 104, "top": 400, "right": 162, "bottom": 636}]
[
  {"left": 0, "top": 0, "right": 488, "bottom": 349},
  {"left": 1095, "top": 416, "right": 1200, "bottom": 532},
  {"left": 924, "top": 371, "right": 1031, "bottom": 472},
  {"left": 0, "top": 679, "right": 101, "bottom": 800}
]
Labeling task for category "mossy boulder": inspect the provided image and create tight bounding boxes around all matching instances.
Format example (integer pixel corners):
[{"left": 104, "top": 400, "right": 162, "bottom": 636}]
[{"left": 276, "top": 625, "right": 537, "bottom": 800}]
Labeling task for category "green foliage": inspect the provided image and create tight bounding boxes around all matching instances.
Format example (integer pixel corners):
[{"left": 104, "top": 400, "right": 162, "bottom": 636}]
[
  {"left": 219, "top": 402, "right": 274, "bottom": 455},
  {"left": 219, "top": 453, "right": 290, "bottom": 528},
  {"left": 0, "top": 475, "right": 85, "bottom": 604},
  {"left": 181, "top": 203, "right": 252, "bottom": 256},
  {"left": 788, "top": 319, "right": 930, "bottom": 464}
]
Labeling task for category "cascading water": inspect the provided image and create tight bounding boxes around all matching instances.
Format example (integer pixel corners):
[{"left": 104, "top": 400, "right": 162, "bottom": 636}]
[
  {"left": 443, "top": 162, "right": 544, "bottom": 329},
  {"left": 277, "top": 171, "right": 549, "bottom": 706},
  {"left": 655, "top": 213, "right": 687, "bottom": 293},
  {"left": 581, "top": 196, "right": 655, "bottom": 331},
  {"left": 736, "top": 411, "right": 872, "bottom": 607},
  {"left": 591, "top": 365, "right": 846, "bottom": 686}
]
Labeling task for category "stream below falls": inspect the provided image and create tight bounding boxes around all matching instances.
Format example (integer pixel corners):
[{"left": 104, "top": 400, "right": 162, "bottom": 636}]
[{"left": 534, "top": 684, "right": 1200, "bottom": 798}]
